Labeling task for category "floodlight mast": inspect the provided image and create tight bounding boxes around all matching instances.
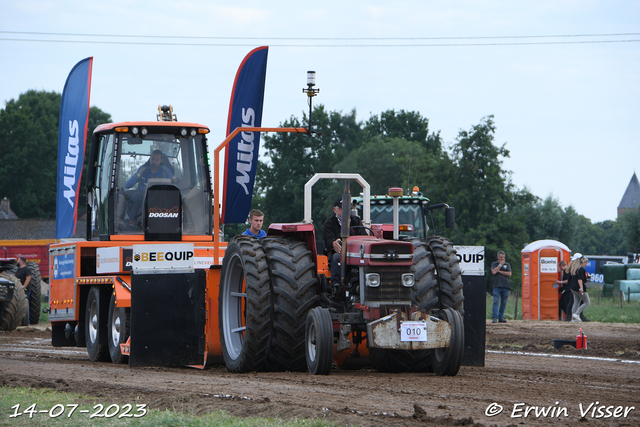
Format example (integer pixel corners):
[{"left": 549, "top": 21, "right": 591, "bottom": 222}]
[{"left": 302, "top": 71, "right": 320, "bottom": 136}]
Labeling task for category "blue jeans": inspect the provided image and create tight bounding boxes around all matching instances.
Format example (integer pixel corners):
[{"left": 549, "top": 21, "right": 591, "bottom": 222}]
[{"left": 492, "top": 287, "right": 510, "bottom": 320}]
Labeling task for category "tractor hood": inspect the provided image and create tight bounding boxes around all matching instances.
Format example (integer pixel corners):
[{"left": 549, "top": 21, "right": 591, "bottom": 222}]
[{"left": 344, "top": 237, "right": 413, "bottom": 267}]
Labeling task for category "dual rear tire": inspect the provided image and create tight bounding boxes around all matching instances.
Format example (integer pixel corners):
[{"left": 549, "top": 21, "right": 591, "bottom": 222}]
[{"left": 218, "top": 236, "right": 317, "bottom": 373}]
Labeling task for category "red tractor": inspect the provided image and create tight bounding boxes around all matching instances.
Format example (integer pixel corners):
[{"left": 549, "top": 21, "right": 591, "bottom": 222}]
[{"left": 218, "top": 173, "right": 464, "bottom": 375}]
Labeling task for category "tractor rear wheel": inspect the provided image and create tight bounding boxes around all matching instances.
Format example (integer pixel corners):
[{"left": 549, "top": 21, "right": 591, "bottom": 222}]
[
  {"left": 107, "top": 293, "right": 130, "bottom": 364},
  {"left": 219, "top": 236, "right": 271, "bottom": 373},
  {"left": 26, "top": 261, "right": 42, "bottom": 324},
  {"left": 305, "top": 307, "right": 333, "bottom": 375},
  {"left": 85, "top": 286, "right": 110, "bottom": 362},
  {"left": 0, "top": 272, "right": 28, "bottom": 331},
  {"left": 262, "top": 237, "right": 317, "bottom": 372},
  {"left": 431, "top": 308, "right": 464, "bottom": 376}
]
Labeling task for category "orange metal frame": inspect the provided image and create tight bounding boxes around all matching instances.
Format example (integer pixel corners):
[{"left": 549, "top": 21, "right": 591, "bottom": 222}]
[{"left": 212, "top": 126, "right": 307, "bottom": 262}]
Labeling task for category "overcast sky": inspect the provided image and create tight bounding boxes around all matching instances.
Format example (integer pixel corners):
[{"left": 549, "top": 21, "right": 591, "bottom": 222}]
[{"left": 1, "top": 1, "right": 638, "bottom": 223}]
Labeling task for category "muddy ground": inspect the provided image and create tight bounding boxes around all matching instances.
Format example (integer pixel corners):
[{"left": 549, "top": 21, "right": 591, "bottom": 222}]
[{"left": 1, "top": 320, "right": 639, "bottom": 426}]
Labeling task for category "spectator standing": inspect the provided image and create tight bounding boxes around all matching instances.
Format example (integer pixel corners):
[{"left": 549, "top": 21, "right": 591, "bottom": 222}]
[
  {"left": 491, "top": 251, "right": 512, "bottom": 323},
  {"left": 569, "top": 253, "right": 590, "bottom": 323},
  {"left": 556, "top": 260, "right": 573, "bottom": 321},
  {"left": 242, "top": 209, "right": 267, "bottom": 239},
  {"left": 15, "top": 256, "right": 32, "bottom": 297}
]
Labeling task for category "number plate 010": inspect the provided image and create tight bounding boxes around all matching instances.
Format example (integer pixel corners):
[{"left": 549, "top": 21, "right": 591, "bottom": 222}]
[{"left": 400, "top": 321, "right": 428, "bottom": 342}]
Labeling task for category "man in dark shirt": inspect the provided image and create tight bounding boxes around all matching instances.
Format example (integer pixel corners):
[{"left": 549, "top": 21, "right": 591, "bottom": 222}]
[
  {"left": 15, "top": 256, "right": 32, "bottom": 296},
  {"left": 124, "top": 149, "right": 173, "bottom": 226},
  {"left": 491, "top": 251, "right": 512, "bottom": 323},
  {"left": 323, "top": 198, "right": 366, "bottom": 286}
]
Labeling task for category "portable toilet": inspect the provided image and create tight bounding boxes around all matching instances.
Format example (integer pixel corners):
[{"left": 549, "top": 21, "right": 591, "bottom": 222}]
[{"left": 521, "top": 240, "right": 571, "bottom": 320}]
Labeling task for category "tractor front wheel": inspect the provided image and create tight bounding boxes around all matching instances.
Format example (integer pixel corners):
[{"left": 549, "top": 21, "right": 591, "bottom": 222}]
[
  {"left": 305, "top": 307, "right": 333, "bottom": 375},
  {"left": 431, "top": 308, "right": 464, "bottom": 376}
]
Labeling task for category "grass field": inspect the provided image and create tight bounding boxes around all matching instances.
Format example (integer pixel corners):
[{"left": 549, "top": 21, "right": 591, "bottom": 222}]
[{"left": 486, "top": 288, "right": 640, "bottom": 323}]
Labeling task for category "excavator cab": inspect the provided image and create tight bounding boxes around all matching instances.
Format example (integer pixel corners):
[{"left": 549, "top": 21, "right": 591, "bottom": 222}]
[{"left": 85, "top": 113, "right": 212, "bottom": 241}]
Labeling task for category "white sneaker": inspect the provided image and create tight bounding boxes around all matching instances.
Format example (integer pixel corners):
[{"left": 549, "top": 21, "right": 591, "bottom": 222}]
[{"left": 572, "top": 313, "right": 582, "bottom": 322}]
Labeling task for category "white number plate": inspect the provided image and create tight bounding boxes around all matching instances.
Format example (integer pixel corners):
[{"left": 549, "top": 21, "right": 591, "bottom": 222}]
[{"left": 400, "top": 321, "right": 427, "bottom": 342}]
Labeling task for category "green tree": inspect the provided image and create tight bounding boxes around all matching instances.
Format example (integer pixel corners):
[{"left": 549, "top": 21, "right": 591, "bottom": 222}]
[
  {"left": 0, "top": 90, "right": 111, "bottom": 219},
  {"left": 364, "top": 109, "right": 442, "bottom": 155},
  {"left": 446, "top": 116, "right": 530, "bottom": 288},
  {"left": 333, "top": 136, "right": 432, "bottom": 195},
  {"left": 255, "top": 105, "right": 364, "bottom": 234},
  {"left": 0, "top": 90, "right": 61, "bottom": 218},
  {"left": 592, "top": 220, "right": 623, "bottom": 255},
  {"left": 618, "top": 209, "right": 640, "bottom": 254}
]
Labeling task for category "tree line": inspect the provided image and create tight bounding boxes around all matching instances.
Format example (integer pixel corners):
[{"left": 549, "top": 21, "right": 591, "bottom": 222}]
[{"left": 1, "top": 90, "right": 638, "bottom": 288}]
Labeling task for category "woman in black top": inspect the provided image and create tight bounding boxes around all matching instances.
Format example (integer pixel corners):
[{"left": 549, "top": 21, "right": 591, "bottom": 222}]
[
  {"left": 555, "top": 260, "right": 572, "bottom": 321},
  {"left": 568, "top": 254, "right": 590, "bottom": 323}
]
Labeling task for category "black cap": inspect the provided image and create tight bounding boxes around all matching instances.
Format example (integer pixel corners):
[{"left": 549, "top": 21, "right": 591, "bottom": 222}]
[{"left": 334, "top": 199, "right": 342, "bottom": 207}]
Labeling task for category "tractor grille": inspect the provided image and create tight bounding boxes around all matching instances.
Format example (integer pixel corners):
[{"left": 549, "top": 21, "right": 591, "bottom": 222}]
[
  {"left": 363, "top": 265, "right": 412, "bottom": 303},
  {"left": 369, "top": 243, "right": 412, "bottom": 262}
]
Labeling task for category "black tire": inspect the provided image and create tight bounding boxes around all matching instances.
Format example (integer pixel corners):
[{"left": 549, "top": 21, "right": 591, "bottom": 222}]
[
  {"left": 432, "top": 308, "right": 464, "bottom": 376},
  {"left": 219, "top": 236, "right": 272, "bottom": 373},
  {"left": 107, "top": 292, "right": 130, "bottom": 364},
  {"left": 261, "top": 237, "right": 318, "bottom": 372},
  {"left": 21, "top": 300, "right": 30, "bottom": 326},
  {"left": 426, "top": 236, "right": 464, "bottom": 315},
  {"left": 85, "top": 286, "right": 110, "bottom": 362},
  {"left": 305, "top": 307, "right": 333, "bottom": 375},
  {"left": 26, "top": 261, "right": 42, "bottom": 324},
  {"left": 3, "top": 261, "right": 18, "bottom": 275},
  {"left": 0, "top": 272, "right": 28, "bottom": 331}
]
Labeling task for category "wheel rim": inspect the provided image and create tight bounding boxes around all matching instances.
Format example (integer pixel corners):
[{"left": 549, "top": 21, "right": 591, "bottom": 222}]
[
  {"left": 307, "top": 319, "right": 317, "bottom": 363},
  {"left": 89, "top": 300, "right": 98, "bottom": 343},
  {"left": 111, "top": 304, "right": 121, "bottom": 347},
  {"left": 221, "top": 252, "right": 247, "bottom": 361}
]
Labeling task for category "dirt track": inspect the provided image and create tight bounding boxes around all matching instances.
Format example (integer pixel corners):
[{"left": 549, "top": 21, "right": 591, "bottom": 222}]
[{"left": 2, "top": 320, "right": 639, "bottom": 426}]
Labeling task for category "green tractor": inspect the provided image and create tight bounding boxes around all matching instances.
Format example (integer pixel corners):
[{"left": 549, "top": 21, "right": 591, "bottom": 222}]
[{"left": 353, "top": 186, "right": 464, "bottom": 318}]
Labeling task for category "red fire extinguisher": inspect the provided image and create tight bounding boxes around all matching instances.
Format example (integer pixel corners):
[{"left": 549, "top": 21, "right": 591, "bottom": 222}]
[{"left": 576, "top": 328, "right": 588, "bottom": 349}]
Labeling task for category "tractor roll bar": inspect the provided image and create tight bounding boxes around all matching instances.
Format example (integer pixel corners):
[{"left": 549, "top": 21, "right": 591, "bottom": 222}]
[{"left": 303, "top": 173, "right": 370, "bottom": 226}]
